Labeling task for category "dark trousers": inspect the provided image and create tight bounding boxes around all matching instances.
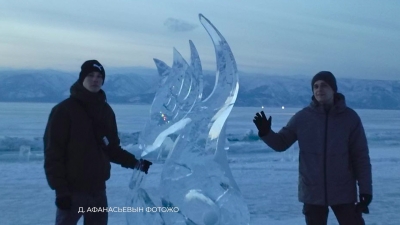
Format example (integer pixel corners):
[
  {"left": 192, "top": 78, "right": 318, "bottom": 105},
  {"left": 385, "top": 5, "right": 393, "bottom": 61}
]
[
  {"left": 55, "top": 190, "right": 108, "bottom": 225},
  {"left": 303, "top": 203, "right": 365, "bottom": 225}
]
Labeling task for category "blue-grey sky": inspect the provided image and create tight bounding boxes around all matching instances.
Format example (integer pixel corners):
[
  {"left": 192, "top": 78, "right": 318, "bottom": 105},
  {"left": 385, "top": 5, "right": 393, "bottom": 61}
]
[{"left": 1, "top": 0, "right": 399, "bottom": 80}]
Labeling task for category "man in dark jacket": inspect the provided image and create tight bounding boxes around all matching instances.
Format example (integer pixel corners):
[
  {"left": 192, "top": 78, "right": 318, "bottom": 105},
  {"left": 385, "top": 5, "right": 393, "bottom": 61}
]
[
  {"left": 253, "top": 71, "right": 372, "bottom": 225},
  {"left": 44, "top": 60, "right": 152, "bottom": 225}
]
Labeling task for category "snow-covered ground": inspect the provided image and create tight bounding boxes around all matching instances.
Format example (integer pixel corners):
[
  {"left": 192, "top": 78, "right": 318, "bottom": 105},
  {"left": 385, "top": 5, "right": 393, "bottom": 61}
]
[{"left": 0, "top": 103, "right": 399, "bottom": 225}]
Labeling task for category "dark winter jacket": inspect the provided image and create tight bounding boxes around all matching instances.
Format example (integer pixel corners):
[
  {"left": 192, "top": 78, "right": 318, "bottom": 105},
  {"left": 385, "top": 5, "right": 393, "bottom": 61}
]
[
  {"left": 261, "top": 93, "right": 372, "bottom": 206},
  {"left": 44, "top": 82, "right": 138, "bottom": 195}
]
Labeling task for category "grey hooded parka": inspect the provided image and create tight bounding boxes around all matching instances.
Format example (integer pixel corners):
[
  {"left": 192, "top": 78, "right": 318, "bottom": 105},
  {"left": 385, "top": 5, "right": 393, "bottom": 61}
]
[{"left": 261, "top": 93, "right": 372, "bottom": 206}]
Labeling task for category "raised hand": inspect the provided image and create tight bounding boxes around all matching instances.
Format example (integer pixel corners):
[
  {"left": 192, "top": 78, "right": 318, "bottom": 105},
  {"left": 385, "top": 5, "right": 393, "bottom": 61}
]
[{"left": 253, "top": 111, "right": 272, "bottom": 137}]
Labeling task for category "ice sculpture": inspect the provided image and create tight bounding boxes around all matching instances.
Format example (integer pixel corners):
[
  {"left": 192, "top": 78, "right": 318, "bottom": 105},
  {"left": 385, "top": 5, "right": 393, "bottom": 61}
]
[{"left": 127, "top": 14, "right": 250, "bottom": 225}]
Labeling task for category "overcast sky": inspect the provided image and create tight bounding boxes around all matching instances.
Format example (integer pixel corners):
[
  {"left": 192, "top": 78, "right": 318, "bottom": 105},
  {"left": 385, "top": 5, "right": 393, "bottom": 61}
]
[{"left": 1, "top": 0, "right": 399, "bottom": 80}]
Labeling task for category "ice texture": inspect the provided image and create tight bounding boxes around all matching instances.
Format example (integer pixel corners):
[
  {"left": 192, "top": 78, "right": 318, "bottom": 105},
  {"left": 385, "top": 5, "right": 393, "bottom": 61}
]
[{"left": 127, "top": 14, "right": 249, "bottom": 225}]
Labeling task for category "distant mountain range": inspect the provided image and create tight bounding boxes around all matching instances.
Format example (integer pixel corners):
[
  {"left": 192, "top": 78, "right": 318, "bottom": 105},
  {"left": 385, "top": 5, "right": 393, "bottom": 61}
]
[{"left": 0, "top": 69, "right": 399, "bottom": 110}]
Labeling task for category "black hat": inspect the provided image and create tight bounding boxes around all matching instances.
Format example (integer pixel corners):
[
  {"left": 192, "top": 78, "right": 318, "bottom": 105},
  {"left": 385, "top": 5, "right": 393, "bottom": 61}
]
[
  {"left": 79, "top": 60, "right": 105, "bottom": 84},
  {"left": 311, "top": 71, "right": 337, "bottom": 92}
]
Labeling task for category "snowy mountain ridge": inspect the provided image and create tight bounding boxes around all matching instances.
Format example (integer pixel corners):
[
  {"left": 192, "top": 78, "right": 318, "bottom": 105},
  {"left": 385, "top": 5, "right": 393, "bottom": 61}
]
[{"left": 0, "top": 70, "right": 399, "bottom": 109}]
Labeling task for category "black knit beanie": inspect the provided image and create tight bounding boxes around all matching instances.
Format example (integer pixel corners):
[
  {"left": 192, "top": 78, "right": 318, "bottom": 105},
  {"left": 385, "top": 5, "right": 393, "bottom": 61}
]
[
  {"left": 311, "top": 71, "right": 337, "bottom": 92},
  {"left": 79, "top": 60, "right": 106, "bottom": 84}
]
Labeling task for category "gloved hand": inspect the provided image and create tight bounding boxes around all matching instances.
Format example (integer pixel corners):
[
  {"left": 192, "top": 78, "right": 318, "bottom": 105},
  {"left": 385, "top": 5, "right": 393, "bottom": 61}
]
[
  {"left": 356, "top": 194, "right": 372, "bottom": 214},
  {"left": 136, "top": 159, "right": 153, "bottom": 174},
  {"left": 253, "top": 111, "right": 272, "bottom": 137},
  {"left": 55, "top": 195, "right": 72, "bottom": 210}
]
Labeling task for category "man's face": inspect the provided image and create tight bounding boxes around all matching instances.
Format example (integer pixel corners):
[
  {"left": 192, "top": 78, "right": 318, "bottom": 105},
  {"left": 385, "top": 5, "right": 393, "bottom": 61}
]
[
  {"left": 82, "top": 71, "right": 103, "bottom": 93},
  {"left": 313, "top": 80, "right": 334, "bottom": 104}
]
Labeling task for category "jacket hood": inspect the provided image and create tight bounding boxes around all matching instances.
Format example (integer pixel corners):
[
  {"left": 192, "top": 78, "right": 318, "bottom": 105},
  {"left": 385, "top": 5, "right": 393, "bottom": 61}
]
[
  {"left": 309, "top": 93, "right": 347, "bottom": 114},
  {"left": 70, "top": 81, "right": 106, "bottom": 105}
]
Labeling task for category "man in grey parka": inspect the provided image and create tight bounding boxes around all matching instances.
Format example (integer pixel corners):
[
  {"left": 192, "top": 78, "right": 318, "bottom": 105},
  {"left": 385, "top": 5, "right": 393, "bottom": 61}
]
[{"left": 253, "top": 71, "right": 372, "bottom": 225}]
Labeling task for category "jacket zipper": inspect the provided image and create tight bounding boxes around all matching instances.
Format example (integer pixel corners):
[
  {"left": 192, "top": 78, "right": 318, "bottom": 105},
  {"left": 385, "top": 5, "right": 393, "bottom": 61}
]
[{"left": 324, "top": 112, "right": 328, "bottom": 205}]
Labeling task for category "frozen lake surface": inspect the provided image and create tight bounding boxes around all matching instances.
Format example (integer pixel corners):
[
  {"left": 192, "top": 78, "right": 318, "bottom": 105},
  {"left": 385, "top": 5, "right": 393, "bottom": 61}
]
[{"left": 0, "top": 102, "right": 399, "bottom": 225}]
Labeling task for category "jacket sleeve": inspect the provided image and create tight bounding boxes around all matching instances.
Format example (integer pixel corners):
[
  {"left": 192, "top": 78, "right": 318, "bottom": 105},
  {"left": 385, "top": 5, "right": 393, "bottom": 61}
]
[
  {"left": 260, "top": 114, "right": 298, "bottom": 152},
  {"left": 349, "top": 115, "right": 373, "bottom": 195},
  {"left": 104, "top": 109, "right": 139, "bottom": 169},
  {"left": 43, "top": 105, "right": 70, "bottom": 195}
]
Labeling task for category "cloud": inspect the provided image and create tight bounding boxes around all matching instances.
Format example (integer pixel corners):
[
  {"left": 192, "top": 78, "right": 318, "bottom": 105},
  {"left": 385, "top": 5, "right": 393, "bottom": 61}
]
[{"left": 163, "top": 18, "right": 198, "bottom": 32}]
